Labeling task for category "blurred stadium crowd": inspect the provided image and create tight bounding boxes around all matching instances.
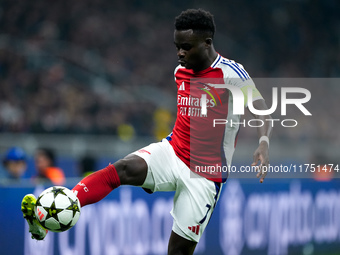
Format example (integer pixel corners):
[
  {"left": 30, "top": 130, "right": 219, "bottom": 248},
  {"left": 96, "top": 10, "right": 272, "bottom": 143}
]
[{"left": 0, "top": 0, "right": 339, "bottom": 142}]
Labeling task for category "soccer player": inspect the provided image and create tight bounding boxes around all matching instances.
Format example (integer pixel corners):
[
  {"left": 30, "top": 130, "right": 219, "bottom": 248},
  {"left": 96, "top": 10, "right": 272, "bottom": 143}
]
[{"left": 21, "top": 9, "right": 272, "bottom": 254}]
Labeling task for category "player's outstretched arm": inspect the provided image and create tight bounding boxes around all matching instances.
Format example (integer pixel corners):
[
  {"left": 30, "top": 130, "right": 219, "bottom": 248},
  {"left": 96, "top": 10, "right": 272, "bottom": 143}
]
[{"left": 248, "top": 99, "right": 272, "bottom": 183}]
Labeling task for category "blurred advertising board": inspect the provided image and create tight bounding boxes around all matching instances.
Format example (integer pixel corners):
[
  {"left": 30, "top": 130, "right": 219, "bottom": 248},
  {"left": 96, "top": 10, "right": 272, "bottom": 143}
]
[{"left": 1, "top": 178, "right": 340, "bottom": 255}]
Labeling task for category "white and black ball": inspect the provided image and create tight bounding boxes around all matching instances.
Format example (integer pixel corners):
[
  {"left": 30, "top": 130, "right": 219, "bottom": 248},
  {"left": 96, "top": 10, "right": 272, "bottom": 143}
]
[{"left": 35, "top": 186, "right": 81, "bottom": 232}]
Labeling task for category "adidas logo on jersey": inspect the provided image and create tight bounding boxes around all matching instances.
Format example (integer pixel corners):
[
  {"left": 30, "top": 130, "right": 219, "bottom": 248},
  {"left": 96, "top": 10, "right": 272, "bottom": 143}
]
[
  {"left": 179, "top": 81, "right": 185, "bottom": 91},
  {"left": 188, "top": 225, "right": 200, "bottom": 235},
  {"left": 138, "top": 149, "right": 151, "bottom": 154}
]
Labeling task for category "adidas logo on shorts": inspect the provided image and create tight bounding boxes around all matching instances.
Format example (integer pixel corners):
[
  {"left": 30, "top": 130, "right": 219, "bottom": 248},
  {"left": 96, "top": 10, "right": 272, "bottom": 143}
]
[{"left": 188, "top": 225, "right": 200, "bottom": 235}]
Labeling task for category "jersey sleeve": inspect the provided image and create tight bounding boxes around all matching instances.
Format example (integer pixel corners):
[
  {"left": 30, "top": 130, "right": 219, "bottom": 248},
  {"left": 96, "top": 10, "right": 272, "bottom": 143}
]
[{"left": 221, "top": 61, "right": 263, "bottom": 107}]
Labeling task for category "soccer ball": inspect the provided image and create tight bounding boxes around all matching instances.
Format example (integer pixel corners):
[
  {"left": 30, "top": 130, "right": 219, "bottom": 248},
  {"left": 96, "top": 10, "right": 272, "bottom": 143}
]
[{"left": 34, "top": 186, "right": 81, "bottom": 232}]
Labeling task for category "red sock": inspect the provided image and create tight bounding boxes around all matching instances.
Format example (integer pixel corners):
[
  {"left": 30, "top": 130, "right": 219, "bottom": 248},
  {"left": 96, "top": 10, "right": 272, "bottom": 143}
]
[{"left": 72, "top": 164, "right": 121, "bottom": 207}]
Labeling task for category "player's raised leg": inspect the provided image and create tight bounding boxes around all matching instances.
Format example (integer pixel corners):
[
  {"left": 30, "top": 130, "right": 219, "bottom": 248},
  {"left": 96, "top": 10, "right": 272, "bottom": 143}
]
[
  {"left": 72, "top": 154, "right": 148, "bottom": 207},
  {"left": 21, "top": 154, "right": 148, "bottom": 240}
]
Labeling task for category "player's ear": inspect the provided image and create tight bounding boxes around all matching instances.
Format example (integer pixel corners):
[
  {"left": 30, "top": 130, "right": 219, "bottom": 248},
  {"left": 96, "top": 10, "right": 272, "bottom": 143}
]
[{"left": 205, "top": 38, "right": 213, "bottom": 48}]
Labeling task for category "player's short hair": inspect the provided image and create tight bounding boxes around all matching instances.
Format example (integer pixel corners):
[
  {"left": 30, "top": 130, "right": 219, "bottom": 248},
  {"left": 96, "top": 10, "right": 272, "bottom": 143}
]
[{"left": 175, "top": 9, "right": 216, "bottom": 38}]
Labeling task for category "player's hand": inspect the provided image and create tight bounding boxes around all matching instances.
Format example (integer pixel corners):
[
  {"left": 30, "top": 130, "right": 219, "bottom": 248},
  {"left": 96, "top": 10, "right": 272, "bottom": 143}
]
[{"left": 251, "top": 142, "right": 269, "bottom": 183}]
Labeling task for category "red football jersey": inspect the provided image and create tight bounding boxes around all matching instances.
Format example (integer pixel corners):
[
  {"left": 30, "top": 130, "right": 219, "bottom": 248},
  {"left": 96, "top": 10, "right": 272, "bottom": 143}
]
[{"left": 168, "top": 54, "right": 261, "bottom": 182}]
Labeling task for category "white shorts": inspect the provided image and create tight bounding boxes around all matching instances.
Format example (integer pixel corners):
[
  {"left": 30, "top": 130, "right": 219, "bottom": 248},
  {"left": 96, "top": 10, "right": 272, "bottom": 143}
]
[{"left": 132, "top": 139, "right": 223, "bottom": 242}]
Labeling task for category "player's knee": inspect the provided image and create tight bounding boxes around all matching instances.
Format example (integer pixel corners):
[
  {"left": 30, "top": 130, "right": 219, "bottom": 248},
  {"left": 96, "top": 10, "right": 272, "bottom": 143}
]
[
  {"left": 114, "top": 156, "right": 147, "bottom": 185},
  {"left": 114, "top": 158, "right": 132, "bottom": 184}
]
